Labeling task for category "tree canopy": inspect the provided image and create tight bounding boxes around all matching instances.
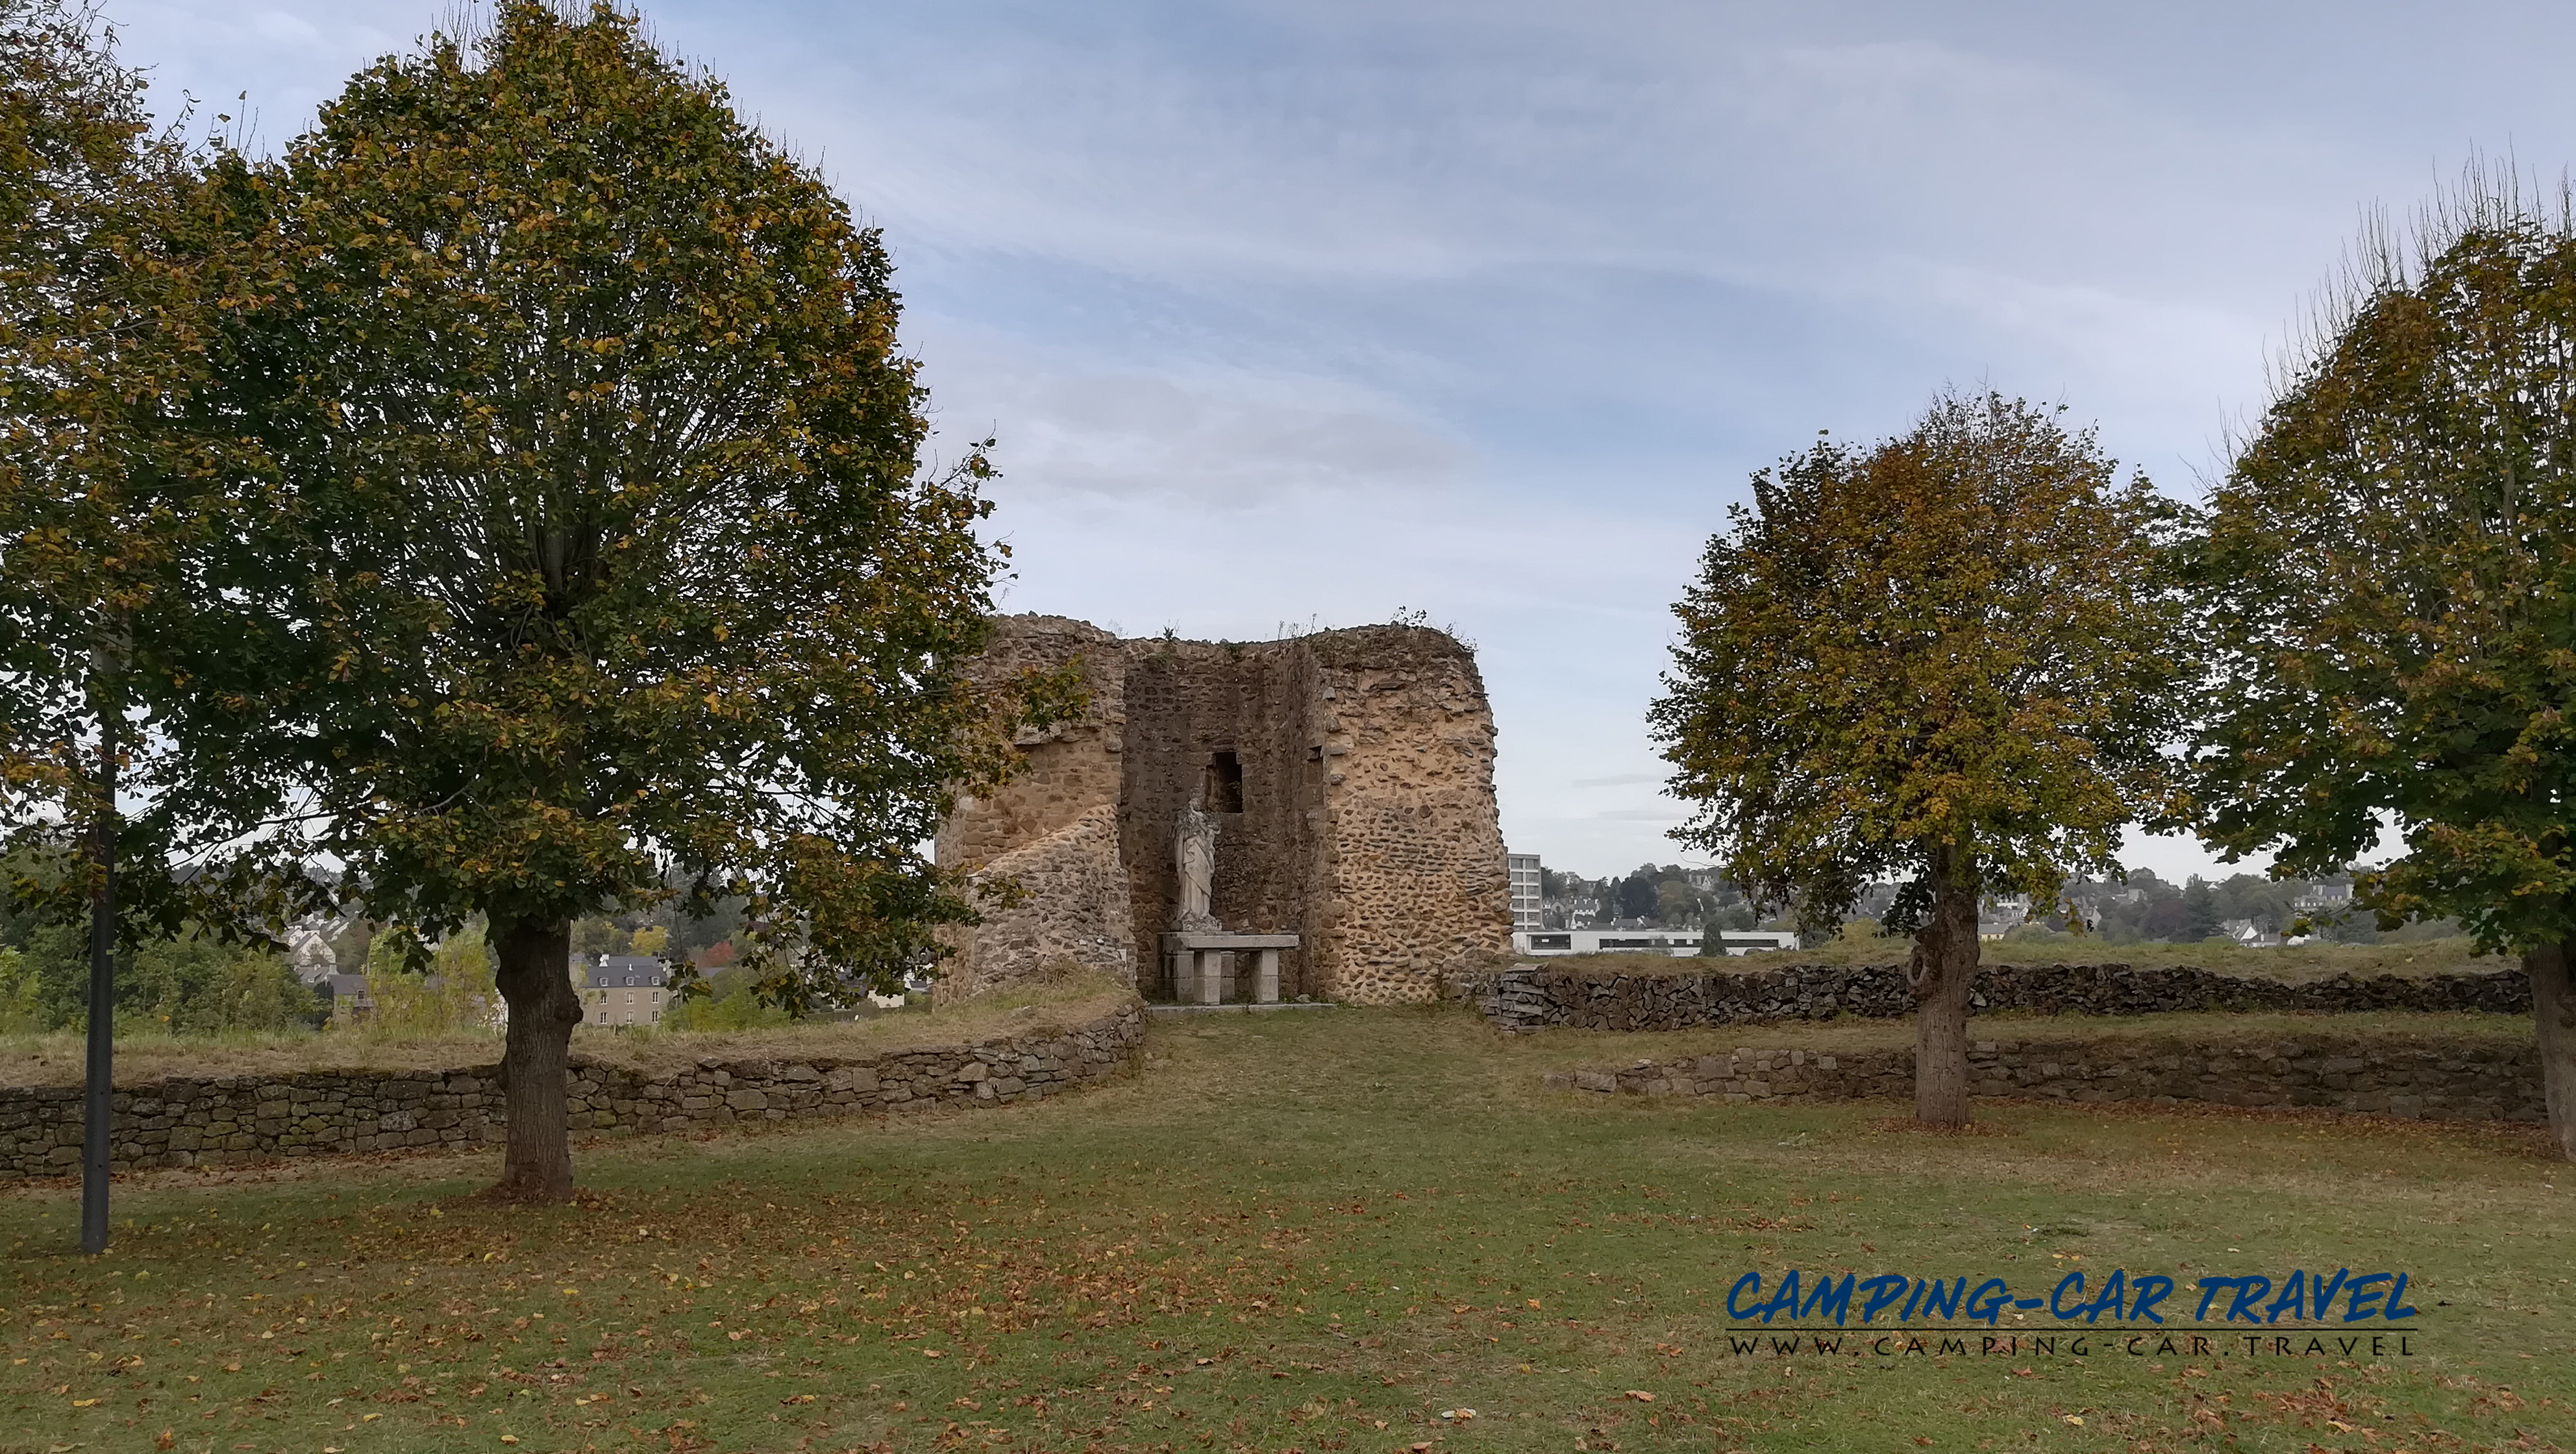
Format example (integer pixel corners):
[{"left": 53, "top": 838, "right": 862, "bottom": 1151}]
[
  {"left": 1655, "top": 393, "right": 2188, "bottom": 924},
  {"left": 1652, "top": 392, "right": 2188, "bottom": 1120},
  {"left": 0, "top": 0, "right": 277, "bottom": 940},
  {"left": 176, "top": 1, "right": 1039, "bottom": 1197},
  {"left": 2194, "top": 175, "right": 2576, "bottom": 1156}
]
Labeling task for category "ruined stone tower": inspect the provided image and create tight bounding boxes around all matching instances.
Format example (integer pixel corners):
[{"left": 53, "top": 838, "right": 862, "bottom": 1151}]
[{"left": 934, "top": 615, "right": 1510, "bottom": 1005}]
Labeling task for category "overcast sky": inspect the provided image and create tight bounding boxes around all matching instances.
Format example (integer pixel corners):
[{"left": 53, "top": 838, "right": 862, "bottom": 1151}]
[{"left": 114, "top": 0, "right": 2574, "bottom": 881}]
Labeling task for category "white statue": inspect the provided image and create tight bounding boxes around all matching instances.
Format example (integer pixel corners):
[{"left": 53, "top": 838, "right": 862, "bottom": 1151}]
[{"left": 1176, "top": 800, "right": 1219, "bottom": 931}]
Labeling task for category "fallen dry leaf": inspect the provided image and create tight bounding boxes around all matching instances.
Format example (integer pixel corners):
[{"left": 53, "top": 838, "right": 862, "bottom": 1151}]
[{"left": 1625, "top": 1390, "right": 1655, "bottom": 1402}]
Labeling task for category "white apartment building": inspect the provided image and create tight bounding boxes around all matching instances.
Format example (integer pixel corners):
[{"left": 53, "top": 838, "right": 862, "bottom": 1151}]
[
  {"left": 1507, "top": 852, "right": 1542, "bottom": 931},
  {"left": 1509, "top": 928, "right": 1800, "bottom": 958}
]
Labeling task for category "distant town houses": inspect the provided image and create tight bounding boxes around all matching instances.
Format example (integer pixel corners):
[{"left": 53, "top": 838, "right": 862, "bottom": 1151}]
[
  {"left": 1977, "top": 894, "right": 2034, "bottom": 941},
  {"left": 2296, "top": 879, "right": 2357, "bottom": 914},
  {"left": 582, "top": 954, "right": 675, "bottom": 1028},
  {"left": 1510, "top": 926, "right": 1800, "bottom": 957},
  {"left": 323, "top": 972, "right": 371, "bottom": 1020},
  {"left": 1510, "top": 855, "right": 2420, "bottom": 951},
  {"left": 284, "top": 921, "right": 339, "bottom": 985}
]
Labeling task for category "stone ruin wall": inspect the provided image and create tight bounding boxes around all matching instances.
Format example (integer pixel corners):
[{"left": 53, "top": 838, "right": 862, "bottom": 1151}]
[
  {"left": 1116, "top": 639, "right": 1324, "bottom": 994},
  {"left": 935, "top": 616, "right": 1511, "bottom": 1005},
  {"left": 0, "top": 1005, "right": 1147, "bottom": 1179},
  {"left": 1302, "top": 628, "right": 1509, "bottom": 1003},
  {"left": 935, "top": 619, "right": 1134, "bottom": 998},
  {"left": 935, "top": 616, "right": 1129, "bottom": 870},
  {"left": 935, "top": 804, "right": 1134, "bottom": 1002}
]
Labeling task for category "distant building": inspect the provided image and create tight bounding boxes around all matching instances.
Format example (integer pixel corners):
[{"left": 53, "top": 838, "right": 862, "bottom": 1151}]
[
  {"left": 284, "top": 922, "right": 338, "bottom": 986},
  {"left": 584, "top": 955, "right": 675, "bottom": 1028},
  {"left": 2296, "top": 880, "right": 2355, "bottom": 914},
  {"left": 2219, "top": 918, "right": 2273, "bottom": 948},
  {"left": 1978, "top": 894, "right": 2034, "bottom": 941},
  {"left": 1510, "top": 928, "right": 1799, "bottom": 958},
  {"left": 1507, "top": 853, "right": 1542, "bottom": 931},
  {"left": 323, "top": 973, "right": 373, "bottom": 1022}
]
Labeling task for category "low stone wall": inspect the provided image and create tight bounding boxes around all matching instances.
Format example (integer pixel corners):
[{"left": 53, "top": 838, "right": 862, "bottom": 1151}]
[
  {"left": 1480, "top": 959, "right": 2527, "bottom": 1033},
  {"left": 0, "top": 1005, "right": 1147, "bottom": 1180},
  {"left": 1544, "top": 1032, "right": 2543, "bottom": 1123}
]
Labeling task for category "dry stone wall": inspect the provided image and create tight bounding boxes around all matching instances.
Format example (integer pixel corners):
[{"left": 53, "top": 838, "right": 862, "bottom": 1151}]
[
  {"left": 937, "top": 616, "right": 1509, "bottom": 1005},
  {"left": 0, "top": 1006, "right": 1145, "bottom": 1181},
  {"left": 1478, "top": 960, "right": 2529, "bottom": 1033},
  {"left": 1547, "top": 1031, "right": 2544, "bottom": 1124}
]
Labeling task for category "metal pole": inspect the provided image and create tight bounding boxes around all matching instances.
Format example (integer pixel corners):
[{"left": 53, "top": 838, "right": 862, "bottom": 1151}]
[{"left": 80, "top": 707, "right": 116, "bottom": 1255}]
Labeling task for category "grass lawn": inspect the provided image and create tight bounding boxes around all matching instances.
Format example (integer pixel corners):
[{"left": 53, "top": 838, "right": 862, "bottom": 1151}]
[
  {"left": 0, "top": 982, "right": 1135, "bottom": 1090},
  {"left": 3, "top": 1004, "right": 2568, "bottom": 1453}
]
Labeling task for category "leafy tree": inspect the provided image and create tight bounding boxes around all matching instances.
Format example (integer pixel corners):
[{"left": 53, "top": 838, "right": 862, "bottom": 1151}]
[
  {"left": 569, "top": 917, "right": 627, "bottom": 960},
  {"left": 1615, "top": 873, "right": 1659, "bottom": 921},
  {"left": 2192, "top": 176, "right": 2576, "bottom": 1157},
  {"left": 0, "top": 0, "right": 283, "bottom": 935},
  {"left": 191, "top": 3, "right": 1041, "bottom": 1200},
  {"left": 1653, "top": 393, "right": 2188, "bottom": 1123},
  {"left": 0, "top": 911, "right": 317, "bottom": 1033},
  {"left": 0, "top": 0, "right": 302, "bottom": 1248},
  {"left": 628, "top": 924, "right": 669, "bottom": 959},
  {"left": 123, "top": 932, "right": 316, "bottom": 1034},
  {"left": 2213, "top": 872, "right": 2296, "bottom": 938},
  {"left": 358, "top": 927, "right": 497, "bottom": 1039},
  {"left": 2181, "top": 878, "right": 2222, "bottom": 942},
  {"left": 328, "top": 918, "right": 378, "bottom": 977},
  {"left": 662, "top": 966, "right": 793, "bottom": 1032},
  {"left": 0, "top": 944, "right": 39, "bottom": 1029},
  {"left": 2138, "top": 897, "right": 2193, "bottom": 943}
]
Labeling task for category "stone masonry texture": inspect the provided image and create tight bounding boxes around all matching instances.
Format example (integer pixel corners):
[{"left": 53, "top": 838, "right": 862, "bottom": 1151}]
[
  {"left": 936, "top": 615, "right": 1510, "bottom": 1005},
  {"left": 0, "top": 1006, "right": 1145, "bottom": 1181},
  {"left": 1546, "top": 1033, "right": 2544, "bottom": 1124},
  {"left": 1474, "top": 959, "right": 2530, "bottom": 1033}
]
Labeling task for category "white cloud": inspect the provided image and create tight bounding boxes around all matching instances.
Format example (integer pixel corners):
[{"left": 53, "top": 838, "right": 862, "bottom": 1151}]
[
  {"left": 112, "top": 0, "right": 2576, "bottom": 881},
  {"left": 915, "top": 317, "right": 1464, "bottom": 507}
]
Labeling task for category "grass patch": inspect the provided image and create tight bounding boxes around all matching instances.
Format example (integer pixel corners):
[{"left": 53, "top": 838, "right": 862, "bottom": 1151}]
[
  {"left": 3, "top": 1003, "right": 2568, "bottom": 1453},
  {"left": 0, "top": 979, "right": 1136, "bottom": 1090},
  {"left": 1545, "top": 937, "right": 2513, "bottom": 982}
]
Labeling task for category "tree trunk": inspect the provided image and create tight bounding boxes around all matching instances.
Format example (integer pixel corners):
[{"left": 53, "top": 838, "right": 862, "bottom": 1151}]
[
  {"left": 1909, "top": 847, "right": 1979, "bottom": 1126},
  {"left": 2531, "top": 941, "right": 2576, "bottom": 1161},
  {"left": 79, "top": 700, "right": 117, "bottom": 1255},
  {"left": 490, "top": 917, "right": 582, "bottom": 1202}
]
